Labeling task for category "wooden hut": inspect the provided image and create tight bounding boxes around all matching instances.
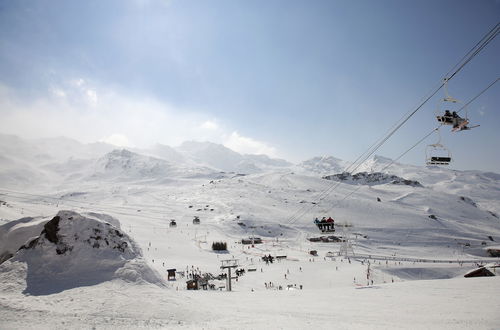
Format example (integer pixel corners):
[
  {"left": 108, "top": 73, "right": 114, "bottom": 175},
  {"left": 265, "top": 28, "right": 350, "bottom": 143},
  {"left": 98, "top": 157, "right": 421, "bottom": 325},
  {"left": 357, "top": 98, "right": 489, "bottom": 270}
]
[
  {"left": 167, "top": 269, "right": 176, "bottom": 281},
  {"left": 241, "top": 237, "right": 262, "bottom": 245},
  {"left": 186, "top": 277, "right": 208, "bottom": 290}
]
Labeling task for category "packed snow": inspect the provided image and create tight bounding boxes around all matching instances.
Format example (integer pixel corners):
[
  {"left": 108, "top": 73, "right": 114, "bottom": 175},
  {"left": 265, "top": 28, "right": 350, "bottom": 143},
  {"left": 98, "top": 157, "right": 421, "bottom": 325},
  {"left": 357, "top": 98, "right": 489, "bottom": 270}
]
[{"left": 0, "top": 134, "right": 499, "bottom": 329}]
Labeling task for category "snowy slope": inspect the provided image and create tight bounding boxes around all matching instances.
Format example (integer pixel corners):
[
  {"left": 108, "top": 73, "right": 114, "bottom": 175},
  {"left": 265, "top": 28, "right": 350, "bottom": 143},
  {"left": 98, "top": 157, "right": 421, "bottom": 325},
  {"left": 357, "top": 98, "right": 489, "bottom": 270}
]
[
  {"left": 0, "top": 154, "right": 54, "bottom": 188},
  {"left": 352, "top": 155, "right": 500, "bottom": 216},
  {"left": 0, "top": 216, "right": 49, "bottom": 264}
]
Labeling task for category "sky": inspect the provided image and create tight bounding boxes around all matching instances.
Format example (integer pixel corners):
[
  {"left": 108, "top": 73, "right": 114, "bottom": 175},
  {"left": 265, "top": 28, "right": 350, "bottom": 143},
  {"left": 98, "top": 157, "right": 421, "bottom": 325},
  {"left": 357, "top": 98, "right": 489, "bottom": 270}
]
[{"left": 0, "top": 0, "right": 499, "bottom": 171}]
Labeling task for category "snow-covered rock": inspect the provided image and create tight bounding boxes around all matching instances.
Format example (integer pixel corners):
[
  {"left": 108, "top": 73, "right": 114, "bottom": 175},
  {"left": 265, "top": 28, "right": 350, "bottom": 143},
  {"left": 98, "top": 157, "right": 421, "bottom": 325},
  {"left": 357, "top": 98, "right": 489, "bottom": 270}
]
[
  {"left": 0, "top": 211, "right": 164, "bottom": 295},
  {"left": 323, "top": 171, "right": 423, "bottom": 187}
]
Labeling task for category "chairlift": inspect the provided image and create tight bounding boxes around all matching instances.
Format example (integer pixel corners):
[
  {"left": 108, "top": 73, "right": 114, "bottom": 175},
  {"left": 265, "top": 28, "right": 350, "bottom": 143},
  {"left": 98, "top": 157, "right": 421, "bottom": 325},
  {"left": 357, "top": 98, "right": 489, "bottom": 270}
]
[
  {"left": 426, "top": 143, "right": 452, "bottom": 165},
  {"left": 193, "top": 216, "right": 200, "bottom": 225},
  {"left": 435, "top": 78, "right": 479, "bottom": 132},
  {"left": 313, "top": 216, "right": 336, "bottom": 233},
  {"left": 426, "top": 129, "right": 452, "bottom": 165},
  {"left": 169, "top": 219, "right": 177, "bottom": 228}
]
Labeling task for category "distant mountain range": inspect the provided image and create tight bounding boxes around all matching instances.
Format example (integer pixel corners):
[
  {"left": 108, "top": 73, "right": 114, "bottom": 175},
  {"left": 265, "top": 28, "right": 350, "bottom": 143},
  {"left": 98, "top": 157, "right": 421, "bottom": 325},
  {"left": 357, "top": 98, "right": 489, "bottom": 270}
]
[
  {"left": 0, "top": 134, "right": 499, "bottom": 220},
  {"left": 0, "top": 134, "right": 295, "bottom": 184}
]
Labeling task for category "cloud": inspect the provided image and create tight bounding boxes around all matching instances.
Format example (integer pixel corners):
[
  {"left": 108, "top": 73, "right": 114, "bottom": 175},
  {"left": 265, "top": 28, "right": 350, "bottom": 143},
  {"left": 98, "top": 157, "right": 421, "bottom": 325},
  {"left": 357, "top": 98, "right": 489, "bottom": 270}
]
[
  {"left": 224, "top": 131, "right": 277, "bottom": 157},
  {"left": 200, "top": 120, "right": 218, "bottom": 130},
  {"left": 0, "top": 80, "right": 279, "bottom": 159},
  {"left": 0, "top": 81, "right": 209, "bottom": 147},
  {"left": 100, "top": 133, "right": 131, "bottom": 147},
  {"left": 48, "top": 78, "right": 98, "bottom": 107},
  {"left": 50, "top": 87, "right": 66, "bottom": 98},
  {"left": 85, "top": 89, "right": 98, "bottom": 106}
]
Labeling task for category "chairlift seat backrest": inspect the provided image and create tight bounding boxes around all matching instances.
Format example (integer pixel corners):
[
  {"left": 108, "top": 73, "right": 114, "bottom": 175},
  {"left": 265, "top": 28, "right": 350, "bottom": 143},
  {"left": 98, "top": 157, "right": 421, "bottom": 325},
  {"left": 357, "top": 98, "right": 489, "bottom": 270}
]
[
  {"left": 431, "top": 156, "right": 451, "bottom": 162},
  {"left": 443, "top": 96, "right": 458, "bottom": 103}
]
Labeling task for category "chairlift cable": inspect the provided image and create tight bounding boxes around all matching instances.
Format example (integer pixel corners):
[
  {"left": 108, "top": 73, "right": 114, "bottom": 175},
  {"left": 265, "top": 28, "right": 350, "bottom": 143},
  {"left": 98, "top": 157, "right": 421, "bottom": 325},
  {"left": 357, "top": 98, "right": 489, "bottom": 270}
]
[
  {"left": 343, "top": 23, "right": 499, "bottom": 176},
  {"left": 287, "top": 73, "right": 499, "bottom": 226},
  {"left": 327, "top": 127, "right": 441, "bottom": 210},
  {"left": 285, "top": 23, "right": 499, "bottom": 226},
  {"left": 447, "top": 23, "right": 499, "bottom": 82},
  {"left": 456, "top": 77, "right": 499, "bottom": 115},
  {"left": 444, "top": 23, "right": 499, "bottom": 81},
  {"left": 322, "top": 77, "right": 499, "bottom": 214}
]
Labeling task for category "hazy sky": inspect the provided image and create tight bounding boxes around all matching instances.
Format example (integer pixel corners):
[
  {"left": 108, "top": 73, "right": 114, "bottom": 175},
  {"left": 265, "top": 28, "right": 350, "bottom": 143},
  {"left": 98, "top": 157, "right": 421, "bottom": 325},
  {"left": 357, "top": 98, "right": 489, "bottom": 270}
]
[{"left": 0, "top": 0, "right": 499, "bottom": 171}]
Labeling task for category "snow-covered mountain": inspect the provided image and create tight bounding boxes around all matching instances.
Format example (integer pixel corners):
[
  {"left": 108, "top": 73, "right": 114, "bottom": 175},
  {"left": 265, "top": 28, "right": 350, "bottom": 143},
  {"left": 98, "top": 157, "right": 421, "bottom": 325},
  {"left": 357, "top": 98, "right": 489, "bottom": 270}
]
[
  {"left": 298, "top": 155, "right": 349, "bottom": 175},
  {"left": 146, "top": 143, "right": 188, "bottom": 164},
  {"left": 92, "top": 149, "right": 176, "bottom": 180},
  {"left": 175, "top": 141, "right": 292, "bottom": 173},
  {"left": 0, "top": 134, "right": 115, "bottom": 165},
  {"left": 91, "top": 148, "right": 227, "bottom": 182},
  {"left": 0, "top": 136, "right": 294, "bottom": 184}
]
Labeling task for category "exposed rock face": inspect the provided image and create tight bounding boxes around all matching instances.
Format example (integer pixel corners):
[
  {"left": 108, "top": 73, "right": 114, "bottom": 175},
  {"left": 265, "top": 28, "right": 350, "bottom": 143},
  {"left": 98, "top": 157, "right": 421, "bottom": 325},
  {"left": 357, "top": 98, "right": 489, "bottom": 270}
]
[
  {"left": 41, "top": 215, "right": 60, "bottom": 244},
  {"left": 323, "top": 172, "right": 423, "bottom": 187}
]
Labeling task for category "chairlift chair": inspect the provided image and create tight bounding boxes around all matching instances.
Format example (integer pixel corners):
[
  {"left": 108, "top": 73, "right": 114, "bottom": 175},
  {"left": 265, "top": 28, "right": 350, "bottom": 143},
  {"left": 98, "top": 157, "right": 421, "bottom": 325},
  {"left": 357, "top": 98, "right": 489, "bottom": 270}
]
[
  {"left": 314, "top": 217, "right": 336, "bottom": 233},
  {"left": 426, "top": 143, "right": 452, "bottom": 165},
  {"left": 435, "top": 78, "right": 479, "bottom": 132}
]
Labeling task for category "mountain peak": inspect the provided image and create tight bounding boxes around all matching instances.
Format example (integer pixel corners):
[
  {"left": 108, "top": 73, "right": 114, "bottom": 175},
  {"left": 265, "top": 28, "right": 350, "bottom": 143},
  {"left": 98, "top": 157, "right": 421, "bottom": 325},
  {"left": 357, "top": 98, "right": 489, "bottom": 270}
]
[{"left": 299, "top": 155, "right": 349, "bottom": 175}]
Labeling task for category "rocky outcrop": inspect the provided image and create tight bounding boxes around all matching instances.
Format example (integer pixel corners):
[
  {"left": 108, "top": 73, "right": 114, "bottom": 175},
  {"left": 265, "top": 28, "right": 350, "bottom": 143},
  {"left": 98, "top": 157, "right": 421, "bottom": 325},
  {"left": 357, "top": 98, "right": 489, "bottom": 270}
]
[{"left": 323, "top": 172, "right": 423, "bottom": 187}]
